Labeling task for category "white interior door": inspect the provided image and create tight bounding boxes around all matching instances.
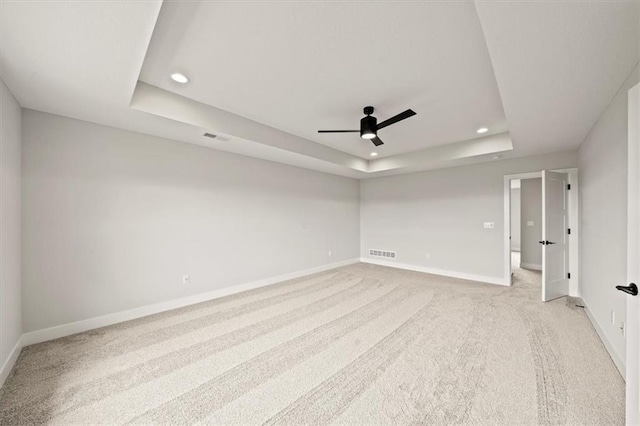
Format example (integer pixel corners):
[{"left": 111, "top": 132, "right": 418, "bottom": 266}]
[
  {"left": 542, "top": 170, "right": 570, "bottom": 302},
  {"left": 625, "top": 82, "right": 640, "bottom": 425}
]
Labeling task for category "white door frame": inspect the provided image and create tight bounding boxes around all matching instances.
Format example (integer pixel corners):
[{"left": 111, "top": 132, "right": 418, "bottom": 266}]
[{"left": 503, "top": 169, "right": 580, "bottom": 296}]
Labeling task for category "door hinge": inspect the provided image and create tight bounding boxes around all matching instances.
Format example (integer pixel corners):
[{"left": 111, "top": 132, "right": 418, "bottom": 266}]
[
  {"left": 567, "top": 184, "right": 571, "bottom": 190},
  {"left": 567, "top": 228, "right": 571, "bottom": 235},
  {"left": 567, "top": 273, "right": 571, "bottom": 279}
]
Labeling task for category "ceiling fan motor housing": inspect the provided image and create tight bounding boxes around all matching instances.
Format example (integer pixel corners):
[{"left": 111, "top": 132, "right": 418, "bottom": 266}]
[{"left": 360, "top": 115, "right": 377, "bottom": 139}]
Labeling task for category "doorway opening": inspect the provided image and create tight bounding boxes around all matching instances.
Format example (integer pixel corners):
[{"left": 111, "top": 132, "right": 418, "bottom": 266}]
[
  {"left": 503, "top": 169, "right": 579, "bottom": 301},
  {"left": 509, "top": 178, "right": 543, "bottom": 274}
]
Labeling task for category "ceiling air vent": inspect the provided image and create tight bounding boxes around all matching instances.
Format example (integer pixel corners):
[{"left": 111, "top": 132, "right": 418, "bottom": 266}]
[{"left": 203, "top": 132, "right": 217, "bottom": 139}]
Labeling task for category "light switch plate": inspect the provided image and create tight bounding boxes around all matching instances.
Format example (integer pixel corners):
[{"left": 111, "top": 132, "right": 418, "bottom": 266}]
[{"left": 483, "top": 222, "right": 495, "bottom": 229}]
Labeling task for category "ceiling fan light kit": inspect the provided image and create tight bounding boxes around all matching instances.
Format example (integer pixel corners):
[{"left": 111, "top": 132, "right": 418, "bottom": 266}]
[
  {"left": 360, "top": 114, "right": 377, "bottom": 139},
  {"left": 318, "top": 105, "right": 417, "bottom": 147}
]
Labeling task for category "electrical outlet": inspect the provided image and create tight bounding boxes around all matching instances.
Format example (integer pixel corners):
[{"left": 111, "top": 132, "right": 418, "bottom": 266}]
[
  {"left": 182, "top": 275, "right": 190, "bottom": 285},
  {"left": 527, "top": 221, "right": 535, "bottom": 227},
  {"left": 611, "top": 310, "right": 615, "bottom": 324},
  {"left": 328, "top": 250, "right": 332, "bottom": 257},
  {"left": 425, "top": 253, "right": 431, "bottom": 260}
]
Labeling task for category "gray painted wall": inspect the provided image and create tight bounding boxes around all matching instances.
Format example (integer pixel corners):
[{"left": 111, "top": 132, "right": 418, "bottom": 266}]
[
  {"left": 360, "top": 151, "right": 578, "bottom": 281},
  {"left": 21, "top": 111, "right": 360, "bottom": 332},
  {"left": 0, "top": 79, "right": 22, "bottom": 373},
  {"left": 520, "top": 178, "right": 542, "bottom": 268},
  {"left": 510, "top": 187, "right": 521, "bottom": 251},
  {"left": 578, "top": 63, "right": 640, "bottom": 370}
]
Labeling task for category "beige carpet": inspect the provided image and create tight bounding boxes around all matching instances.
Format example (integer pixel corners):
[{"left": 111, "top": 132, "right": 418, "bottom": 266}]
[{"left": 0, "top": 263, "right": 624, "bottom": 425}]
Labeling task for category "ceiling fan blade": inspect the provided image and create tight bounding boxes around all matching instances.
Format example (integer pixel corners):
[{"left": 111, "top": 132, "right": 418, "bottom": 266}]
[
  {"left": 376, "top": 109, "right": 417, "bottom": 130},
  {"left": 318, "top": 130, "right": 359, "bottom": 133},
  {"left": 371, "top": 136, "right": 384, "bottom": 146}
]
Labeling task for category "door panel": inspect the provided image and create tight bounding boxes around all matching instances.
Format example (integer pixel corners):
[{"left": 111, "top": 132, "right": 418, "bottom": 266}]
[
  {"left": 626, "top": 83, "right": 639, "bottom": 425},
  {"left": 542, "top": 170, "right": 569, "bottom": 302}
]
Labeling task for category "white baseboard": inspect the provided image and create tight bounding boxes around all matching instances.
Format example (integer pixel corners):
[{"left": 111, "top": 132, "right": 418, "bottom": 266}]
[
  {"left": 0, "top": 336, "right": 23, "bottom": 388},
  {"left": 582, "top": 299, "right": 625, "bottom": 377},
  {"left": 21, "top": 258, "right": 359, "bottom": 347},
  {"left": 360, "top": 257, "right": 508, "bottom": 286},
  {"left": 520, "top": 262, "right": 542, "bottom": 271}
]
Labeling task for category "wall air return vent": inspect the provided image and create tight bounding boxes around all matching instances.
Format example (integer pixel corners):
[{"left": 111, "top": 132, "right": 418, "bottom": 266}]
[
  {"left": 203, "top": 132, "right": 218, "bottom": 139},
  {"left": 369, "top": 249, "right": 396, "bottom": 259}
]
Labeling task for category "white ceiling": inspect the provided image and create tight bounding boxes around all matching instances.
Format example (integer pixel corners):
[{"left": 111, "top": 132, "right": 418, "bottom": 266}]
[
  {"left": 0, "top": 0, "right": 162, "bottom": 132},
  {"left": 1, "top": 1, "right": 638, "bottom": 179},
  {"left": 139, "top": 1, "right": 508, "bottom": 159},
  {"left": 475, "top": 0, "right": 640, "bottom": 155}
]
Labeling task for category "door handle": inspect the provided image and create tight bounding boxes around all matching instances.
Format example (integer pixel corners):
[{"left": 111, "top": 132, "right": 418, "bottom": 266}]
[
  {"left": 538, "top": 240, "right": 556, "bottom": 245},
  {"left": 616, "top": 283, "right": 638, "bottom": 296}
]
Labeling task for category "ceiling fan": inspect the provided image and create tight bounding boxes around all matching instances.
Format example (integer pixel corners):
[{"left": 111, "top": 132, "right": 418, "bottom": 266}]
[{"left": 318, "top": 106, "right": 417, "bottom": 147}]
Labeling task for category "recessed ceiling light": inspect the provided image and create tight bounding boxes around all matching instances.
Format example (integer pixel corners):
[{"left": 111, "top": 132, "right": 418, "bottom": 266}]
[
  {"left": 477, "top": 127, "right": 489, "bottom": 134},
  {"left": 370, "top": 152, "right": 378, "bottom": 157},
  {"left": 170, "top": 73, "right": 189, "bottom": 84}
]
